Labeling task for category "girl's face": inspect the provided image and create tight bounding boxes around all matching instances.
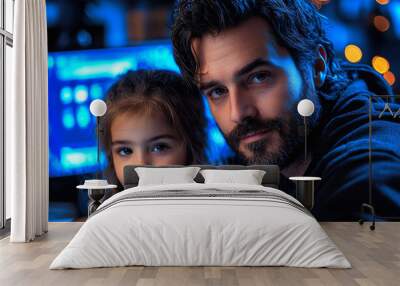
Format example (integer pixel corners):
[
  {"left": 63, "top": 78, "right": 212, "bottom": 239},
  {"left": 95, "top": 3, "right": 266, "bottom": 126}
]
[{"left": 110, "top": 111, "right": 188, "bottom": 184}]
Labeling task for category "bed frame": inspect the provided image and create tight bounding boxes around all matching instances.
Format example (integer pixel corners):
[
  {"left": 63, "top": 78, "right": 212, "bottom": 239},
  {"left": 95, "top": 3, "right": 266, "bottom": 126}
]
[{"left": 123, "top": 165, "right": 280, "bottom": 189}]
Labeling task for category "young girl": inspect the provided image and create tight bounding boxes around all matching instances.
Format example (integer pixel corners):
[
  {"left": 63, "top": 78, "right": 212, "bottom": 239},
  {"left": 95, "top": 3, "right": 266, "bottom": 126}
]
[{"left": 100, "top": 70, "right": 207, "bottom": 187}]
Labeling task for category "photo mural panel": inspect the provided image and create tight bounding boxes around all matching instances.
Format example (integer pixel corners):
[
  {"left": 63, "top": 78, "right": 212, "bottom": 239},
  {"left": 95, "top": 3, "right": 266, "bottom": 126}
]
[{"left": 47, "top": 0, "right": 400, "bottom": 221}]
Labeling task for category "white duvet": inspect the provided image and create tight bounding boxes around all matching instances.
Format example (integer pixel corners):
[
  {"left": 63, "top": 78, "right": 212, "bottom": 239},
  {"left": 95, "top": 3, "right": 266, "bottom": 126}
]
[{"left": 50, "top": 183, "right": 351, "bottom": 269}]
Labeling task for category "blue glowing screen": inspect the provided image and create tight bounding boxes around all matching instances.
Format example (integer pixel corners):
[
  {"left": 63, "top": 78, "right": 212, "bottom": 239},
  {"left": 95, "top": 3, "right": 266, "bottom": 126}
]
[{"left": 49, "top": 42, "right": 233, "bottom": 177}]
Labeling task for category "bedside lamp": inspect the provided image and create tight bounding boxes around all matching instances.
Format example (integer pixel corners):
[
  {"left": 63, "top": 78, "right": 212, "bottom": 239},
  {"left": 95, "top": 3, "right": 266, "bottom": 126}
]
[
  {"left": 89, "top": 99, "right": 107, "bottom": 179},
  {"left": 77, "top": 99, "right": 117, "bottom": 216},
  {"left": 289, "top": 99, "right": 319, "bottom": 210},
  {"left": 297, "top": 99, "right": 315, "bottom": 162}
]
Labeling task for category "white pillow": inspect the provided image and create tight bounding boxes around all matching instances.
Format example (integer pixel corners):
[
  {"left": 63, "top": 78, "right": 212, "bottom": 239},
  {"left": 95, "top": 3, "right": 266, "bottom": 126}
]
[
  {"left": 200, "top": 169, "right": 266, "bottom": 185},
  {"left": 135, "top": 167, "right": 201, "bottom": 186}
]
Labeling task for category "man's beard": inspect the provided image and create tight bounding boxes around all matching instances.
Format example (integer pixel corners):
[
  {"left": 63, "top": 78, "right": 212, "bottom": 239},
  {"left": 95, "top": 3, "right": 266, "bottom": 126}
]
[{"left": 225, "top": 115, "right": 304, "bottom": 168}]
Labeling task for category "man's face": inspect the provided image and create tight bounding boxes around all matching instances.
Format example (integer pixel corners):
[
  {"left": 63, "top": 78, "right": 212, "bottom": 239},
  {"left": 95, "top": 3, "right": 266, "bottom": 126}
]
[{"left": 193, "top": 17, "right": 307, "bottom": 166}]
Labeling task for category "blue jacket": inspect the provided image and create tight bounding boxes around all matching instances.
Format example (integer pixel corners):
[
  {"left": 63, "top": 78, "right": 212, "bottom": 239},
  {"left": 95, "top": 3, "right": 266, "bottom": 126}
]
[{"left": 303, "top": 63, "right": 400, "bottom": 220}]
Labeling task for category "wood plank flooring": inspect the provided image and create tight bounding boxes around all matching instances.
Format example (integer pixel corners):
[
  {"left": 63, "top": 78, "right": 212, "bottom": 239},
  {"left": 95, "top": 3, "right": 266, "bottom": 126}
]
[{"left": 0, "top": 222, "right": 399, "bottom": 286}]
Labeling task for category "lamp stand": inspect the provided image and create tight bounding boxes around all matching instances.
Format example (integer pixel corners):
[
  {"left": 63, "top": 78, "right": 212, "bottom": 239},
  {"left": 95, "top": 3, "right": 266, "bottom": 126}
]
[
  {"left": 304, "top": 116, "right": 307, "bottom": 162},
  {"left": 96, "top": 116, "right": 100, "bottom": 180},
  {"left": 359, "top": 95, "right": 376, "bottom": 230}
]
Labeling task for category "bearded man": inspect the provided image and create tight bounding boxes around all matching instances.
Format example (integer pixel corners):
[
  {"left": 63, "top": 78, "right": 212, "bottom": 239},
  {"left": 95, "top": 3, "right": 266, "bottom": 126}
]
[{"left": 171, "top": 0, "right": 400, "bottom": 220}]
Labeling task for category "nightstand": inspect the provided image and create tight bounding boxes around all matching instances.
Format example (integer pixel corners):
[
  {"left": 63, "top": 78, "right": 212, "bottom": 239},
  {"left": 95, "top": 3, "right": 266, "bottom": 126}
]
[
  {"left": 289, "top": 176, "right": 321, "bottom": 210},
  {"left": 77, "top": 180, "right": 117, "bottom": 216}
]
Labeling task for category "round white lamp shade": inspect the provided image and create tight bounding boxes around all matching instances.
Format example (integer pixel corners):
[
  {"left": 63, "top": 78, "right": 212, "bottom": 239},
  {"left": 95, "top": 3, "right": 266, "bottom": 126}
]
[
  {"left": 90, "top": 99, "right": 107, "bottom": 117},
  {"left": 297, "top": 99, "right": 315, "bottom": 117}
]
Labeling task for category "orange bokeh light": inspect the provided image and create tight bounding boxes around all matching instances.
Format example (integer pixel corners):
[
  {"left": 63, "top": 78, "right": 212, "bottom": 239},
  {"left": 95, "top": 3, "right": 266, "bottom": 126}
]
[
  {"left": 344, "top": 45, "right": 363, "bottom": 63},
  {"left": 312, "top": 0, "right": 330, "bottom": 9},
  {"left": 374, "top": 16, "right": 390, "bottom": 32},
  {"left": 376, "top": 0, "right": 390, "bottom": 5},
  {"left": 384, "top": 71, "right": 396, "bottom": 86},
  {"left": 372, "top": 56, "right": 390, "bottom": 74}
]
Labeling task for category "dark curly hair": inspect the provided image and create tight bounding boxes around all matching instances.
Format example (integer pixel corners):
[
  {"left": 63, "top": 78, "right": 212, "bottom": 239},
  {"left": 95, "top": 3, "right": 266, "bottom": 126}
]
[
  {"left": 171, "top": 0, "right": 348, "bottom": 93},
  {"left": 100, "top": 70, "right": 207, "bottom": 186}
]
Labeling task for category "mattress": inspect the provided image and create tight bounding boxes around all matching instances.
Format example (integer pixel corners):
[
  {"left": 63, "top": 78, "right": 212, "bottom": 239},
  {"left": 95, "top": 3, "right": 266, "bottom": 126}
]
[{"left": 50, "top": 183, "right": 351, "bottom": 269}]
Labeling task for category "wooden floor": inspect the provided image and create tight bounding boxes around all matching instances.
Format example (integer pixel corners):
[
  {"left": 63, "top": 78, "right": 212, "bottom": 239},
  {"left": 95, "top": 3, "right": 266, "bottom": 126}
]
[{"left": 0, "top": 222, "right": 399, "bottom": 286}]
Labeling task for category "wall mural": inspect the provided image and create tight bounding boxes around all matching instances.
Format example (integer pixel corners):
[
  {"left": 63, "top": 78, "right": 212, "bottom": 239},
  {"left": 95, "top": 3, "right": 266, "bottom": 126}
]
[{"left": 47, "top": 0, "right": 400, "bottom": 222}]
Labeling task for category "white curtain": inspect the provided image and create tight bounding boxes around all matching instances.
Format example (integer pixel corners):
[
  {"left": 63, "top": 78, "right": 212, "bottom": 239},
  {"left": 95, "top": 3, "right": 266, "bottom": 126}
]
[{"left": 7, "top": 0, "right": 48, "bottom": 242}]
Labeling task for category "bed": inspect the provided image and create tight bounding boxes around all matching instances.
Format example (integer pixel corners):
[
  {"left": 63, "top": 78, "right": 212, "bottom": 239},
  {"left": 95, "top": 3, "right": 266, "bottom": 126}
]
[{"left": 50, "top": 165, "right": 350, "bottom": 269}]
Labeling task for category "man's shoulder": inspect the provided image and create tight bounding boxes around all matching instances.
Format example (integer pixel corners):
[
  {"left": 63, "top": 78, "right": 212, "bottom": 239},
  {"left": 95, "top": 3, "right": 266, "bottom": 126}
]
[
  {"left": 320, "top": 62, "right": 391, "bottom": 108},
  {"left": 319, "top": 62, "right": 396, "bottom": 132},
  {"left": 313, "top": 62, "right": 400, "bottom": 164},
  {"left": 339, "top": 62, "right": 393, "bottom": 97}
]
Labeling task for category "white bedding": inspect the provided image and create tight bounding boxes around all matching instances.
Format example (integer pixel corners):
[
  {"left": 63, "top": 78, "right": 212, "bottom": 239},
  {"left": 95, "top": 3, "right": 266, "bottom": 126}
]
[{"left": 50, "top": 183, "right": 351, "bottom": 269}]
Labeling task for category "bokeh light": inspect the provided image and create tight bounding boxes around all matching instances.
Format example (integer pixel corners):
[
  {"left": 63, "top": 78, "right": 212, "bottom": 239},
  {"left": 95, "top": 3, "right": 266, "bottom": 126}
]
[
  {"left": 62, "top": 109, "right": 75, "bottom": 129},
  {"left": 60, "top": 86, "right": 73, "bottom": 105},
  {"left": 372, "top": 56, "right": 390, "bottom": 74},
  {"left": 74, "top": 85, "right": 89, "bottom": 104},
  {"left": 76, "top": 106, "right": 90, "bottom": 128},
  {"left": 312, "top": 0, "right": 330, "bottom": 8},
  {"left": 376, "top": 0, "right": 390, "bottom": 5},
  {"left": 374, "top": 16, "right": 390, "bottom": 32},
  {"left": 344, "top": 44, "right": 363, "bottom": 63},
  {"left": 384, "top": 71, "right": 396, "bottom": 86}
]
